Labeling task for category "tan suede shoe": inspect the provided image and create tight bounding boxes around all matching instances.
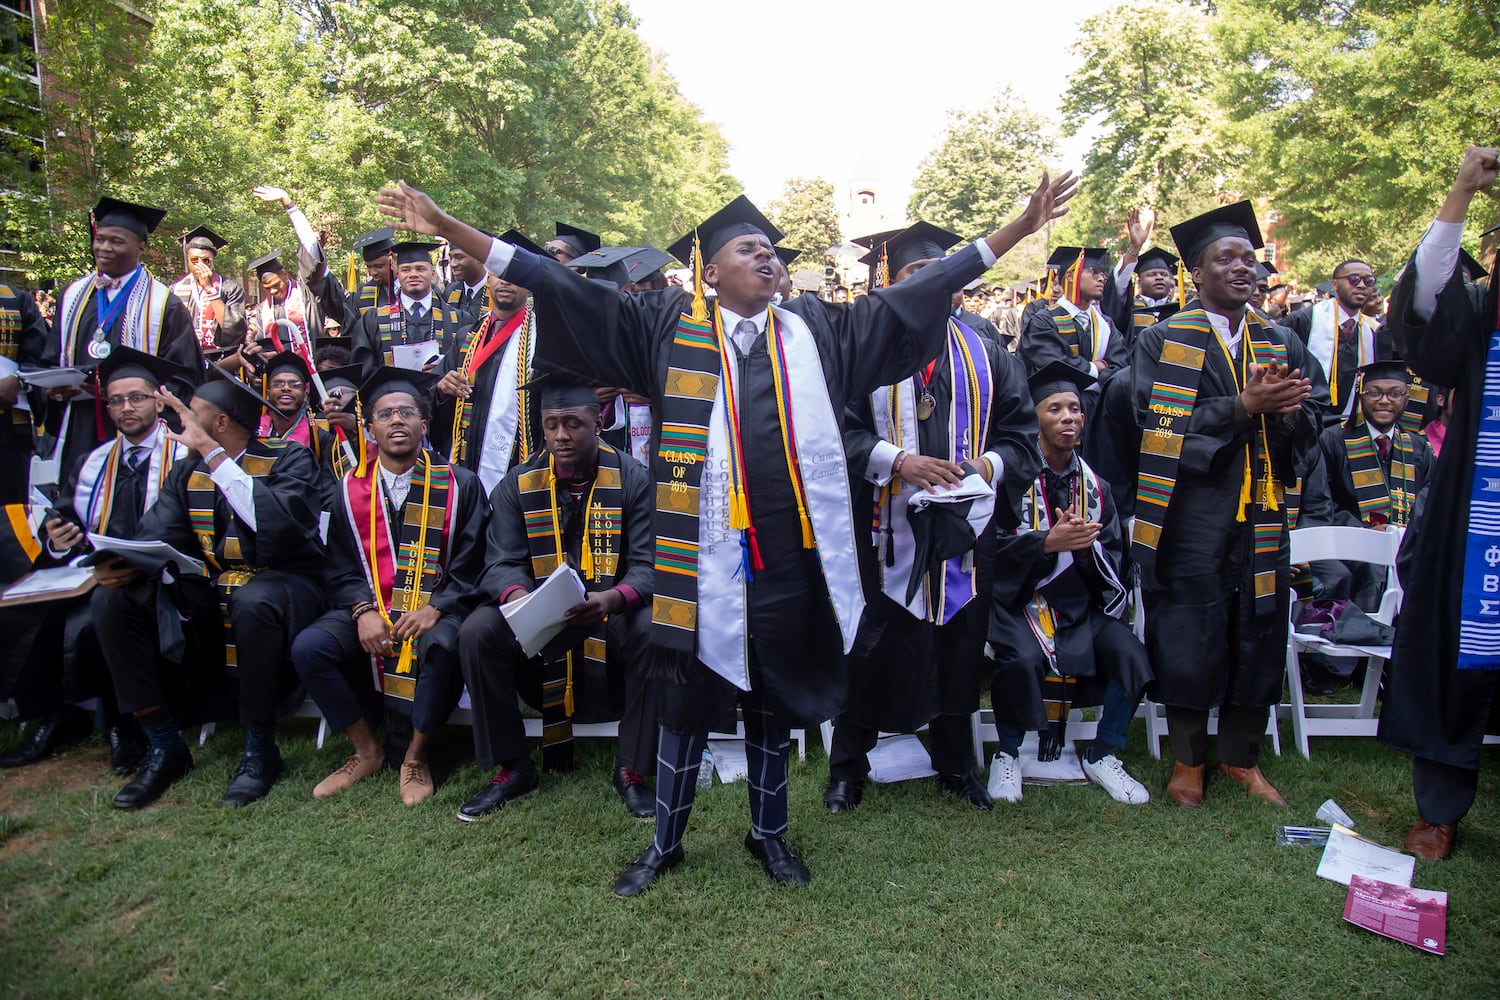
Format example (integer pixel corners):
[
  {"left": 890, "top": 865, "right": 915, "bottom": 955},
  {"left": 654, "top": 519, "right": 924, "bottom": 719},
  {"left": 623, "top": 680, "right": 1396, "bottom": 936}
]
[
  {"left": 1167, "top": 762, "right": 1206, "bottom": 808},
  {"left": 1217, "top": 762, "right": 1287, "bottom": 807},
  {"left": 399, "top": 760, "right": 434, "bottom": 806},
  {"left": 312, "top": 753, "right": 384, "bottom": 799}
]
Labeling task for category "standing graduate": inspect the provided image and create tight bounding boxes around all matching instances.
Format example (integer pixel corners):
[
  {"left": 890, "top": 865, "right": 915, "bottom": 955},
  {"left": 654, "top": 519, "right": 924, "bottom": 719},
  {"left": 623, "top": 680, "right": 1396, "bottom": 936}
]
[
  {"left": 432, "top": 233, "right": 547, "bottom": 492},
  {"left": 442, "top": 243, "right": 492, "bottom": 321},
  {"left": 1127, "top": 247, "right": 1182, "bottom": 355},
  {"left": 171, "top": 226, "right": 247, "bottom": 358},
  {"left": 1128, "top": 201, "right": 1318, "bottom": 809},
  {"left": 1281, "top": 258, "right": 1391, "bottom": 420},
  {"left": 351, "top": 227, "right": 396, "bottom": 317},
  {"left": 248, "top": 185, "right": 358, "bottom": 355},
  {"left": 92, "top": 368, "right": 325, "bottom": 810},
  {"left": 1317, "top": 360, "right": 1434, "bottom": 535},
  {"left": 1021, "top": 246, "right": 1131, "bottom": 384},
  {"left": 351, "top": 241, "right": 470, "bottom": 378},
  {"left": 1377, "top": 145, "right": 1500, "bottom": 861},
  {"left": 543, "top": 222, "right": 601, "bottom": 265},
  {"left": 292, "top": 368, "right": 488, "bottom": 806},
  {"left": 986, "top": 361, "right": 1153, "bottom": 805},
  {"left": 825, "top": 221, "right": 1040, "bottom": 814},
  {"left": 377, "top": 171, "right": 1076, "bottom": 896},
  {"left": 49, "top": 198, "right": 204, "bottom": 482}
]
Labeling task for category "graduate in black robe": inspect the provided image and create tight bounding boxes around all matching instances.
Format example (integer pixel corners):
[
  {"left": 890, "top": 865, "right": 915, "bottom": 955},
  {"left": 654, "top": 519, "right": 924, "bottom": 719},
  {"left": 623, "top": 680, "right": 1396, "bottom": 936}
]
[
  {"left": 1021, "top": 246, "right": 1131, "bottom": 385},
  {"left": 171, "top": 226, "right": 248, "bottom": 357},
  {"left": 1126, "top": 247, "right": 1182, "bottom": 357},
  {"left": 1377, "top": 146, "right": 1500, "bottom": 861},
  {"left": 351, "top": 242, "right": 471, "bottom": 379},
  {"left": 826, "top": 221, "right": 1040, "bottom": 814},
  {"left": 48, "top": 199, "right": 203, "bottom": 486},
  {"left": 351, "top": 227, "right": 396, "bottom": 318},
  {"left": 0, "top": 282, "right": 51, "bottom": 503},
  {"left": 1128, "top": 202, "right": 1318, "bottom": 809},
  {"left": 93, "top": 369, "right": 324, "bottom": 811},
  {"left": 292, "top": 368, "right": 488, "bottom": 807},
  {"left": 375, "top": 170, "right": 1077, "bottom": 896}
]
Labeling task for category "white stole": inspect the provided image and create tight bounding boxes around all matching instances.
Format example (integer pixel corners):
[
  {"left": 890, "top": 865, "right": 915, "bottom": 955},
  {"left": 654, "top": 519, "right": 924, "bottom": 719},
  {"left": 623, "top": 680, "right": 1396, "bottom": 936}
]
[
  {"left": 475, "top": 326, "right": 529, "bottom": 496},
  {"left": 1306, "top": 298, "right": 1377, "bottom": 415}
]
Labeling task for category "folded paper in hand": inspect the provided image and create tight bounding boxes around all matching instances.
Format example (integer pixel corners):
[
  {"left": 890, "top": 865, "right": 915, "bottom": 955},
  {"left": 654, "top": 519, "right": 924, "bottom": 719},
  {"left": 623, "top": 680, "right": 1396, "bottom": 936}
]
[
  {"left": 82, "top": 533, "right": 204, "bottom": 576},
  {"left": 498, "top": 563, "right": 587, "bottom": 658}
]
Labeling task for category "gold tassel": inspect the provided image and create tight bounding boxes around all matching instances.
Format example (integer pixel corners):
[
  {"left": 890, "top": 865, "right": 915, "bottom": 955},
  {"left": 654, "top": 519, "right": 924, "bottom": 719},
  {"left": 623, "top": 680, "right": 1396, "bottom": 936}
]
[
  {"left": 1068, "top": 248, "right": 1085, "bottom": 304},
  {"left": 564, "top": 659, "right": 575, "bottom": 717},
  {"left": 728, "top": 487, "right": 749, "bottom": 530},
  {"left": 689, "top": 231, "right": 708, "bottom": 323},
  {"left": 876, "top": 243, "right": 889, "bottom": 290},
  {"left": 354, "top": 398, "right": 369, "bottom": 478},
  {"left": 1043, "top": 269, "right": 1053, "bottom": 300},
  {"left": 1176, "top": 265, "right": 1187, "bottom": 308},
  {"left": 799, "top": 511, "right": 815, "bottom": 548},
  {"left": 394, "top": 639, "right": 414, "bottom": 675},
  {"left": 1237, "top": 449, "right": 1251, "bottom": 522},
  {"left": 580, "top": 536, "right": 595, "bottom": 581},
  {"left": 345, "top": 253, "right": 359, "bottom": 294}
]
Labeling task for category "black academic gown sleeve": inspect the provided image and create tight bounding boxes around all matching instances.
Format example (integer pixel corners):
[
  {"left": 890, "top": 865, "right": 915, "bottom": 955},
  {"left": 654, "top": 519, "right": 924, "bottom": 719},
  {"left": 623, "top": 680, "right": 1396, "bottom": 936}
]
[
  {"left": 296, "top": 241, "right": 357, "bottom": 337},
  {"left": 1082, "top": 364, "right": 1140, "bottom": 522},
  {"left": 203, "top": 277, "right": 249, "bottom": 348},
  {"left": 1377, "top": 255, "right": 1500, "bottom": 768}
]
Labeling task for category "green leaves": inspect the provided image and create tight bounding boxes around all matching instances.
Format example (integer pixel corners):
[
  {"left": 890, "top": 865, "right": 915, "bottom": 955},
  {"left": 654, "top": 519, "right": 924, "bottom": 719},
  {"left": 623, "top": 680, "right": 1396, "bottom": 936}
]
[{"left": 767, "top": 178, "right": 842, "bottom": 262}]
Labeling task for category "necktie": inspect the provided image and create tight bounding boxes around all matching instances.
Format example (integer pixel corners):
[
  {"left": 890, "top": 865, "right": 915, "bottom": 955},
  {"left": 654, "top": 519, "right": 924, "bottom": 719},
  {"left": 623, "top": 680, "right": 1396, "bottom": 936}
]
[
  {"left": 126, "top": 446, "right": 146, "bottom": 470},
  {"left": 1376, "top": 436, "right": 1390, "bottom": 461},
  {"left": 734, "top": 318, "right": 757, "bottom": 353},
  {"left": 1338, "top": 316, "right": 1358, "bottom": 343},
  {"left": 410, "top": 302, "right": 427, "bottom": 325}
]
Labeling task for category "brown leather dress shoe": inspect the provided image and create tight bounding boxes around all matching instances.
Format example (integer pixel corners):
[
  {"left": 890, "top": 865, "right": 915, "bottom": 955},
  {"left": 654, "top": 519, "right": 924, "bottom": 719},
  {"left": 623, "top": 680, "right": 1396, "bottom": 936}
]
[
  {"left": 1217, "top": 762, "right": 1287, "bottom": 807},
  {"left": 1167, "top": 762, "right": 1206, "bottom": 808},
  {"left": 1403, "top": 821, "right": 1456, "bottom": 861}
]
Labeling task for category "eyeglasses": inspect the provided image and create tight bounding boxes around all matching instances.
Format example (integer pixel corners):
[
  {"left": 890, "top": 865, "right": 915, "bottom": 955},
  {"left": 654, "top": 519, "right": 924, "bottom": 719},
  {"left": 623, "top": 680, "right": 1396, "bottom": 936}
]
[
  {"left": 373, "top": 405, "right": 421, "bottom": 421},
  {"left": 1362, "top": 387, "right": 1409, "bottom": 401},
  {"left": 543, "top": 245, "right": 565, "bottom": 259},
  {"left": 268, "top": 378, "right": 306, "bottom": 390},
  {"left": 1336, "top": 274, "right": 1377, "bottom": 287},
  {"left": 105, "top": 393, "right": 154, "bottom": 410}
]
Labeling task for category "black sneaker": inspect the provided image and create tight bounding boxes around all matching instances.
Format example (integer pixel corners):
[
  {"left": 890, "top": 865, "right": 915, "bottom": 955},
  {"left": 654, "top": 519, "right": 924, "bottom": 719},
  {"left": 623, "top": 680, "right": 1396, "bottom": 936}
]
[
  {"left": 456, "top": 766, "right": 539, "bottom": 822},
  {"left": 219, "top": 751, "right": 284, "bottom": 808}
]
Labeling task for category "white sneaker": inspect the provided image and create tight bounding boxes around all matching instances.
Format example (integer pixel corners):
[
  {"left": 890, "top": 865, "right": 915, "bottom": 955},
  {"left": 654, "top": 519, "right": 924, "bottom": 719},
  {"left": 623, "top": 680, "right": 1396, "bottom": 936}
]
[
  {"left": 987, "top": 751, "right": 1022, "bottom": 803},
  {"left": 1081, "top": 752, "right": 1150, "bottom": 804}
]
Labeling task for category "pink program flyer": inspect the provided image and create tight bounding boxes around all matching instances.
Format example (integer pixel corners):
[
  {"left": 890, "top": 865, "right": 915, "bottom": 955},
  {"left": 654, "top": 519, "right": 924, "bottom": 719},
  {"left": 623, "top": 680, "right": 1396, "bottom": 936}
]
[{"left": 1343, "top": 875, "right": 1448, "bottom": 955}]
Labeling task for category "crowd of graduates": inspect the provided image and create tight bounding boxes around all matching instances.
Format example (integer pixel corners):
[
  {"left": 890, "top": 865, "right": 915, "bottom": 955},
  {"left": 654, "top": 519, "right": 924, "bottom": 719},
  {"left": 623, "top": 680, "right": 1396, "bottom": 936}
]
[{"left": 0, "top": 145, "right": 1495, "bottom": 896}]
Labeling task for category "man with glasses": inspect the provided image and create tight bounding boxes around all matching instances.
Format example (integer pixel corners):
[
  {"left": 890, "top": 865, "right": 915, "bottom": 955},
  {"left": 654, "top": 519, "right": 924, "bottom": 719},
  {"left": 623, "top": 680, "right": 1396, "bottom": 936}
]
[
  {"left": 0, "top": 348, "right": 191, "bottom": 772},
  {"left": 1282, "top": 259, "right": 1393, "bottom": 420},
  {"left": 258, "top": 351, "right": 352, "bottom": 511},
  {"left": 544, "top": 224, "right": 601, "bottom": 265},
  {"left": 1021, "top": 247, "right": 1130, "bottom": 393},
  {"left": 292, "top": 368, "right": 488, "bottom": 806}
]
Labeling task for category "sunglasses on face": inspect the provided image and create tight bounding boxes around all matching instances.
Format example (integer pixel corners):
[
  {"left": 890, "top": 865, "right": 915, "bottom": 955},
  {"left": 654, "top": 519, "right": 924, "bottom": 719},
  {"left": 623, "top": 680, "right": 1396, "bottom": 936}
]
[{"left": 1336, "top": 274, "right": 1377, "bottom": 287}]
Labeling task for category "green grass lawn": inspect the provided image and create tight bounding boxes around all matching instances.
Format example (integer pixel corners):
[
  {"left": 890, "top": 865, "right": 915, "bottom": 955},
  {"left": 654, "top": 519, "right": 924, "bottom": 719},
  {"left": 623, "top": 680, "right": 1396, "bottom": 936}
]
[{"left": 1, "top": 720, "right": 1495, "bottom": 998}]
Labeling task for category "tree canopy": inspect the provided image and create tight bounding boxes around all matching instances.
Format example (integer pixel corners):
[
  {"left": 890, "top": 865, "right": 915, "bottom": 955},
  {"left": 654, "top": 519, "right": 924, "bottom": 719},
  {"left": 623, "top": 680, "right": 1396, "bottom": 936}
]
[{"left": 767, "top": 177, "right": 842, "bottom": 263}]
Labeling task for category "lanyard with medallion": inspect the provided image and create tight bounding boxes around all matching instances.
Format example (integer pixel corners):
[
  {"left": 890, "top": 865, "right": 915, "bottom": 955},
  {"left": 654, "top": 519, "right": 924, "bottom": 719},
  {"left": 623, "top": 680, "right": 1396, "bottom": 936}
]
[
  {"left": 915, "top": 356, "right": 938, "bottom": 420},
  {"left": 89, "top": 266, "right": 144, "bottom": 359}
]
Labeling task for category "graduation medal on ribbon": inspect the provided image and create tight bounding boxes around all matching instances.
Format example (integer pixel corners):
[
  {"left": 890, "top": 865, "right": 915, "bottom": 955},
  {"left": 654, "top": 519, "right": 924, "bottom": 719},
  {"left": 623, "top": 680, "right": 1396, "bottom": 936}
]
[
  {"left": 88, "top": 330, "right": 112, "bottom": 359},
  {"left": 916, "top": 391, "right": 936, "bottom": 420}
]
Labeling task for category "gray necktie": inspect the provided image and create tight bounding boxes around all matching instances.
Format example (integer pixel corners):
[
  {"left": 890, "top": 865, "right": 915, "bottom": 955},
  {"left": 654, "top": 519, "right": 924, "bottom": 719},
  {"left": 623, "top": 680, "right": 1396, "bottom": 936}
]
[{"left": 734, "top": 318, "right": 757, "bottom": 353}]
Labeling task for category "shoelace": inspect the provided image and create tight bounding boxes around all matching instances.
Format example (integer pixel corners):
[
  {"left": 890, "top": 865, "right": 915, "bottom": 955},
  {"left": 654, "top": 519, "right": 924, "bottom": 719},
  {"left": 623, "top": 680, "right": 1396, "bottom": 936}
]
[
  {"left": 489, "top": 767, "right": 515, "bottom": 786},
  {"left": 402, "top": 761, "right": 429, "bottom": 783},
  {"left": 619, "top": 768, "right": 646, "bottom": 788}
]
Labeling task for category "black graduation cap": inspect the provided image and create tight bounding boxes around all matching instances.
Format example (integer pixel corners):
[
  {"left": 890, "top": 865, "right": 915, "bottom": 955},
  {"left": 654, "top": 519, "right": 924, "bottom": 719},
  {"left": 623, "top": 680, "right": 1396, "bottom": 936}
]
[
  {"left": 902, "top": 463, "right": 996, "bottom": 604},
  {"left": 1136, "top": 248, "right": 1179, "bottom": 274},
  {"left": 552, "top": 223, "right": 601, "bottom": 257},
  {"left": 1357, "top": 360, "right": 1411, "bottom": 384},
  {"left": 1027, "top": 359, "right": 1098, "bottom": 405},
  {"left": 568, "top": 246, "right": 637, "bottom": 287},
  {"left": 1046, "top": 246, "right": 1110, "bottom": 272},
  {"left": 357, "top": 366, "right": 439, "bottom": 414},
  {"left": 392, "top": 240, "right": 438, "bottom": 265},
  {"left": 263, "top": 350, "right": 311, "bottom": 382},
  {"left": 179, "top": 226, "right": 227, "bottom": 254},
  {"left": 93, "top": 197, "right": 167, "bottom": 240},
  {"left": 1254, "top": 260, "right": 1279, "bottom": 281},
  {"left": 666, "top": 195, "right": 784, "bottom": 267},
  {"left": 520, "top": 372, "right": 600, "bottom": 410},
  {"left": 314, "top": 335, "right": 349, "bottom": 353},
  {"left": 775, "top": 247, "right": 802, "bottom": 267},
  {"left": 1169, "top": 200, "right": 1263, "bottom": 268},
  {"left": 197, "top": 363, "right": 275, "bottom": 432},
  {"left": 622, "top": 246, "right": 675, "bottom": 283},
  {"left": 97, "top": 345, "right": 188, "bottom": 392},
  {"left": 1459, "top": 249, "right": 1488, "bottom": 282},
  {"left": 315, "top": 363, "right": 363, "bottom": 397},
  {"left": 352, "top": 227, "right": 396, "bottom": 262},
  {"left": 247, "top": 251, "right": 287, "bottom": 277},
  {"left": 499, "top": 228, "right": 547, "bottom": 257},
  {"left": 1316, "top": 281, "right": 1333, "bottom": 295},
  {"left": 855, "top": 222, "right": 963, "bottom": 276}
]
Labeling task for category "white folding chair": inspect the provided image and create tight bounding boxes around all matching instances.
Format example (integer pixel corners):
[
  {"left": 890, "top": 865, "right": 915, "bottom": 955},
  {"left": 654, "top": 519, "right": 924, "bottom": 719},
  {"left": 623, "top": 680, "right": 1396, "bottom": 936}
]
[{"left": 1281, "top": 524, "right": 1403, "bottom": 759}]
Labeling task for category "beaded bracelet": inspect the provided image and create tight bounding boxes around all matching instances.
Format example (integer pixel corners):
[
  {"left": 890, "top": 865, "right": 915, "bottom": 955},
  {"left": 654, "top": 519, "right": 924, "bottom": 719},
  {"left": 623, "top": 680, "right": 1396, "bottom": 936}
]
[{"left": 893, "top": 451, "right": 909, "bottom": 477}]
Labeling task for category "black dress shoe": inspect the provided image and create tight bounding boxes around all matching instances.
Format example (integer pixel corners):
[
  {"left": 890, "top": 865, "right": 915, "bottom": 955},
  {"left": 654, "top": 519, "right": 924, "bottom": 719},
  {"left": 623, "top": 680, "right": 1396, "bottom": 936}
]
[
  {"left": 823, "top": 778, "right": 863, "bottom": 814},
  {"left": 612, "top": 766, "right": 655, "bottom": 819},
  {"left": 113, "top": 747, "right": 193, "bottom": 809},
  {"left": 219, "top": 751, "right": 283, "bottom": 808},
  {"left": 744, "top": 833, "right": 811, "bottom": 887},
  {"left": 0, "top": 710, "right": 91, "bottom": 769},
  {"left": 936, "top": 771, "right": 993, "bottom": 811},
  {"left": 456, "top": 766, "right": 539, "bottom": 822},
  {"left": 613, "top": 843, "right": 684, "bottom": 898},
  {"left": 107, "top": 724, "right": 148, "bottom": 775}
]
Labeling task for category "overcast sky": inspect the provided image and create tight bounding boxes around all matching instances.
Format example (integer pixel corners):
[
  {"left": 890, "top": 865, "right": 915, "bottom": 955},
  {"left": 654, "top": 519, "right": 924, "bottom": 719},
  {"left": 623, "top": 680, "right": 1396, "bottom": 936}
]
[{"left": 625, "top": 0, "right": 1116, "bottom": 208}]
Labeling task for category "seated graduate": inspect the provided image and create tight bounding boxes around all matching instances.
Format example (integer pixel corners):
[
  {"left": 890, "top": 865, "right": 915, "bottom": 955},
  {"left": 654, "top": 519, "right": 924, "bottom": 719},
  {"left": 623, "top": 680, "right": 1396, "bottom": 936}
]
[
  {"left": 454, "top": 377, "right": 656, "bottom": 821},
  {"left": 291, "top": 368, "right": 488, "bottom": 806},
  {"left": 91, "top": 367, "right": 325, "bottom": 810},
  {"left": 986, "top": 361, "right": 1153, "bottom": 805},
  {"left": 258, "top": 350, "right": 355, "bottom": 511},
  {"left": 375, "top": 172, "right": 1076, "bottom": 896},
  {"left": 0, "top": 348, "right": 191, "bottom": 773},
  {"left": 826, "top": 221, "right": 1041, "bottom": 815}
]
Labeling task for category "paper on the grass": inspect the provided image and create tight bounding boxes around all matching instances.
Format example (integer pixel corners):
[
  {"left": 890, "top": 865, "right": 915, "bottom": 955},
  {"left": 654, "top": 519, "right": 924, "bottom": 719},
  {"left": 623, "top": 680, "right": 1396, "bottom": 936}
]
[
  {"left": 1, "top": 565, "right": 94, "bottom": 599},
  {"left": 498, "top": 563, "right": 587, "bottom": 658},
  {"left": 867, "top": 733, "right": 937, "bottom": 783},
  {"left": 1316, "top": 823, "right": 1415, "bottom": 888},
  {"left": 390, "top": 340, "right": 441, "bottom": 372},
  {"left": 1343, "top": 875, "right": 1446, "bottom": 955},
  {"left": 1019, "top": 731, "right": 1088, "bottom": 785},
  {"left": 21, "top": 367, "right": 91, "bottom": 391},
  {"left": 706, "top": 740, "right": 748, "bottom": 783},
  {"left": 85, "top": 533, "right": 204, "bottom": 575}
]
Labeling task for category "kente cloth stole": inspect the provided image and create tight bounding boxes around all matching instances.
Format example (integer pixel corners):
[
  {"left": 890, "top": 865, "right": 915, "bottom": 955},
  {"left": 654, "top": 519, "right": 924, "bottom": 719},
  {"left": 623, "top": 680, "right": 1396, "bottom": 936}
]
[
  {"left": 85, "top": 432, "right": 177, "bottom": 533},
  {"left": 870, "top": 317, "right": 993, "bottom": 624},
  {"left": 1399, "top": 373, "right": 1431, "bottom": 437},
  {"left": 1344, "top": 428, "right": 1416, "bottom": 526},
  {"left": 516, "top": 445, "right": 624, "bottom": 756},
  {"left": 312, "top": 418, "right": 355, "bottom": 481},
  {"left": 0, "top": 285, "right": 22, "bottom": 360},
  {"left": 358, "top": 284, "right": 381, "bottom": 315},
  {"left": 1051, "top": 307, "right": 1084, "bottom": 359},
  {"left": 450, "top": 305, "right": 532, "bottom": 464},
  {"left": 342, "top": 452, "right": 454, "bottom": 701},
  {"left": 1133, "top": 308, "right": 1288, "bottom": 614},
  {"left": 186, "top": 441, "right": 287, "bottom": 669},
  {"left": 1458, "top": 290, "right": 1500, "bottom": 669}
]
